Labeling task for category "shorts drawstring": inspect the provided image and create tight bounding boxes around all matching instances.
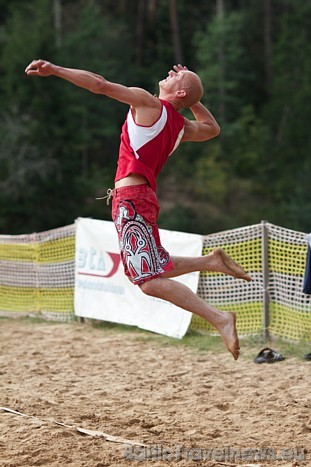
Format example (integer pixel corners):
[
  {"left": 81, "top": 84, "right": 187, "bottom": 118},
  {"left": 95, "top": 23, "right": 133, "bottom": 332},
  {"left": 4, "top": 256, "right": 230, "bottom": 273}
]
[{"left": 95, "top": 188, "right": 114, "bottom": 205}]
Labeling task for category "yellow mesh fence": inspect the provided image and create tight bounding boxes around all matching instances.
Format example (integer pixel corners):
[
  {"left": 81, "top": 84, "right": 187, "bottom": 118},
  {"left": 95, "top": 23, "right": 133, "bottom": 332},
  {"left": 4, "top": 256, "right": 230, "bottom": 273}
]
[
  {"left": 191, "top": 224, "right": 264, "bottom": 336},
  {"left": 190, "top": 222, "right": 311, "bottom": 340},
  {"left": 0, "top": 221, "right": 310, "bottom": 339},
  {"left": 267, "top": 224, "right": 311, "bottom": 339},
  {"left": 0, "top": 225, "right": 75, "bottom": 320}
]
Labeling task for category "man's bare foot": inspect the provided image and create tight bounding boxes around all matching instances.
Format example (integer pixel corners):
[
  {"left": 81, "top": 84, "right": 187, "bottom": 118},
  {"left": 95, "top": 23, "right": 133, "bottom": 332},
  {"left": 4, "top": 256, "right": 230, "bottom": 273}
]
[
  {"left": 209, "top": 247, "right": 252, "bottom": 282},
  {"left": 217, "top": 312, "right": 240, "bottom": 360}
]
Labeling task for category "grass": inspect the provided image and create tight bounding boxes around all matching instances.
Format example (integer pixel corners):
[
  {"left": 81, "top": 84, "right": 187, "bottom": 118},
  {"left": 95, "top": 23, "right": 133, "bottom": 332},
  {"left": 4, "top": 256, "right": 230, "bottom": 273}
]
[
  {"left": 88, "top": 318, "right": 225, "bottom": 353},
  {"left": 0, "top": 315, "right": 310, "bottom": 362},
  {"left": 88, "top": 318, "right": 310, "bottom": 361}
]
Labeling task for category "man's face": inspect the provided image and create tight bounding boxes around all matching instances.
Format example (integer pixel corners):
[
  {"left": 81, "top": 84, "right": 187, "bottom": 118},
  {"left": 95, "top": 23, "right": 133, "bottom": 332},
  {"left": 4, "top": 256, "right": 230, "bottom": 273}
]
[
  {"left": 159, "top": 68, "right": 203, "bottom": 106},
  {"left": 159, "top": 69, "right": 187, "bottom": 91}
]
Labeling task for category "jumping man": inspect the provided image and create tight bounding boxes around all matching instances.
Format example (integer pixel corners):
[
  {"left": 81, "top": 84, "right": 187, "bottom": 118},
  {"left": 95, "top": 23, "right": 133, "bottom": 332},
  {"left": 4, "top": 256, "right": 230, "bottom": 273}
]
[{"left": 25, "top": 60, "right": 252, "bottom": 359}]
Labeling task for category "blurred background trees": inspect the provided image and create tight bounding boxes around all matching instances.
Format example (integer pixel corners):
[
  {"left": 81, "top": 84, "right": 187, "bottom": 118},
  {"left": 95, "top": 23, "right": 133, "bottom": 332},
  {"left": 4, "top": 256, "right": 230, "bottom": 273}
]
[{"left": 0, "top": 0, "right": 310, "bottom": 234}]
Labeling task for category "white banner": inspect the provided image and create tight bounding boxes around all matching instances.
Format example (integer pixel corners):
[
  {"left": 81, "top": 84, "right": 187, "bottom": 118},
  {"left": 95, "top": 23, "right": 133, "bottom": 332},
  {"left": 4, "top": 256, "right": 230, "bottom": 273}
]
[{"left": 74, "top": 217, "right": 203, "bottom": 338}]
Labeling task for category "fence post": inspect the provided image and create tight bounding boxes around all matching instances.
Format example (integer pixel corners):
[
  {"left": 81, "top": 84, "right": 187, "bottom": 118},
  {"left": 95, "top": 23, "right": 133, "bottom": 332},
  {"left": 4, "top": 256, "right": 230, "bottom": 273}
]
[{"left": 261, "top": 220, "right": 270, "bottom": 339}]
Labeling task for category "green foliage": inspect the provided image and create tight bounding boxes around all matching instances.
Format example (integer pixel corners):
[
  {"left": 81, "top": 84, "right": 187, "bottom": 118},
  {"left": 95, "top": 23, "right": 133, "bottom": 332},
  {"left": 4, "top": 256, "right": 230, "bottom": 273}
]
[
  {"left": 193, "top": 145, "right": 228, "bottom": 203},
  {"left": 0, "top": 0, "right": 310, "bottom": 234},
  {"left": 1, "top": 0, "right": 54, "bottom": 105},
  {"left": 196, "top": 11, "right": 248, "bottom": 121},
  {"left": 0, "top": 107, "right": 57, "bottom": 198}
]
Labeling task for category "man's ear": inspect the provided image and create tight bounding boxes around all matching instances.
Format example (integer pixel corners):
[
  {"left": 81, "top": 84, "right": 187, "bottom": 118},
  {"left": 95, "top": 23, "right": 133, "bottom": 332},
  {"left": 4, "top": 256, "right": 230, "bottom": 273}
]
[{"left": 175, "top": 89, "right": 186, "bottom": 98}]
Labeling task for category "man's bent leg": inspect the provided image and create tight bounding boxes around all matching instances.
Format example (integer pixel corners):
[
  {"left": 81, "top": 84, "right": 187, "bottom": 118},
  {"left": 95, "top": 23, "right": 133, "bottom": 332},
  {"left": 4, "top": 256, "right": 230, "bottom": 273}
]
[
  {"left": 139, "top": 277, "right": 240, "bottom": 360},
  {"left": 163, "top": 247, "right": 252, "bottom": 282}
]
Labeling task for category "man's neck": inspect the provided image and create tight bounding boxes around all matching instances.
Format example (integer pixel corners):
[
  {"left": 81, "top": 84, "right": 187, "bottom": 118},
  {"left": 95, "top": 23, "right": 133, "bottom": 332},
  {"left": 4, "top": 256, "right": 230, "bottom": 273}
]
[{"left": 159, "top": 95, "right": 183, "bottom": 111}]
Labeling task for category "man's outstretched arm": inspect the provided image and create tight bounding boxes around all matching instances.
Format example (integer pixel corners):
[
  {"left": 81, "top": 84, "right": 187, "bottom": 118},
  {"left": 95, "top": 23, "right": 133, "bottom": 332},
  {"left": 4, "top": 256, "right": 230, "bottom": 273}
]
[{"left": 25, "top": 60, "right": 158, "bottom": 109}]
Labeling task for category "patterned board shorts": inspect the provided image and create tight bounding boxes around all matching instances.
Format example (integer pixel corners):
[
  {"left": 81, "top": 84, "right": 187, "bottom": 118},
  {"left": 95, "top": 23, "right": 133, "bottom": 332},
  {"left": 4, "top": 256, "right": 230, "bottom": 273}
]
[{"left": 111, "top": 184, "right": 174, "bottom": 285}]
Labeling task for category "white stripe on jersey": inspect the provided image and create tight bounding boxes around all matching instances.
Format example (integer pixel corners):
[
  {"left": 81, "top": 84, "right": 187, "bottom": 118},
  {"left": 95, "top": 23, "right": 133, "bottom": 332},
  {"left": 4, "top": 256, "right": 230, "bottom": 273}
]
[
  {"left": 127, "top": 106, "right": 168, "bottom": 159},
  {"left": 169, "top": 128, "right": 184, "bottom": 156}
]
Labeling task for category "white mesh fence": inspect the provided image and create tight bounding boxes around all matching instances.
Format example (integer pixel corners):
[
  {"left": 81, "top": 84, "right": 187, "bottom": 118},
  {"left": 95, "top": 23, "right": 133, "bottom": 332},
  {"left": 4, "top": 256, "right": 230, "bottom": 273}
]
[
  {"left": 0, "top": 221, "right": 310, "bottom": 339},
  {"left": 0, "top": 224, "right": 75, "bottom": 321}
]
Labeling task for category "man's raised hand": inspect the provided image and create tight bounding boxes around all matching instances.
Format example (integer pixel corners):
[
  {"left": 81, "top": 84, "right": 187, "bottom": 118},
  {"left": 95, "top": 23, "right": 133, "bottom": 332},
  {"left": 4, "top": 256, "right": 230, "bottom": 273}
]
[
  {"left": 25, "top": 60, "right": 54, "bottom": 77},
  {"left": 173, "top": 64, "right": 189, "bottom": 72}
]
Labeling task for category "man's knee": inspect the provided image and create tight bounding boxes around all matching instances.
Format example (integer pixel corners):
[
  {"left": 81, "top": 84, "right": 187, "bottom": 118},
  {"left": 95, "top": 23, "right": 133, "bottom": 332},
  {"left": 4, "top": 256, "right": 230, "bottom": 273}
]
[{"left": 139, "top": 279, "right": 158, "bottom": 297}]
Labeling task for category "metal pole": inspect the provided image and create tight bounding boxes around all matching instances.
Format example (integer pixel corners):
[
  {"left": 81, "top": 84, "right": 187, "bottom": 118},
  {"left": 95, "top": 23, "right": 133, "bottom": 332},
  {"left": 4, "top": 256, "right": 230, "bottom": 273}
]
[{"left": 261, "top": 220, "right": 270, "bottom": 339}]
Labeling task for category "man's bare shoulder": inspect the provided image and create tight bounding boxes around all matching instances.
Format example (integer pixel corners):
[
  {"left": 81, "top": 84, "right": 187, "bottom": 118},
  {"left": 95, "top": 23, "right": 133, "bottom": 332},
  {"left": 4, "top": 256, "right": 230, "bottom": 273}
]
[
  {"left": 129, "top": 87, "right": 162, "bottom": 109},
  {"left": 131, "top": 97, "right": 163, "bottom": 126}
]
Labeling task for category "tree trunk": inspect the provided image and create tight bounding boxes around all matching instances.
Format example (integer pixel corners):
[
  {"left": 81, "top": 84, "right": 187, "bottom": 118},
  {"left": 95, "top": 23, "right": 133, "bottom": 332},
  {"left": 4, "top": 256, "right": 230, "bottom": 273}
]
[
  {"left": 216, "top": 0, "right": 225, "bottom": 123},
  {"left": 53, "top": 0, "right": 62, "bottom": 48},
  {"left": 136, "top": 0, "right": 145, "bottom": 66},
  {"left": 148, "top": 0, "right": 157, "bottom": 26},
  {"left": 169, "top": 0, "right": 183, "bottom": 64},
  {"left": 264, "top": 0, "right": 273, "bottom": 92}
]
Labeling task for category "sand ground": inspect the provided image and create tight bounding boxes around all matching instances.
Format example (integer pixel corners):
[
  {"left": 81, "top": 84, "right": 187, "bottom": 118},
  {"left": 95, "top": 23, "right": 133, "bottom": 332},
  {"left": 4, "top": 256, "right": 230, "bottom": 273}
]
[{"left": 0, "top": 318, "right": 310, "bottom": 467}]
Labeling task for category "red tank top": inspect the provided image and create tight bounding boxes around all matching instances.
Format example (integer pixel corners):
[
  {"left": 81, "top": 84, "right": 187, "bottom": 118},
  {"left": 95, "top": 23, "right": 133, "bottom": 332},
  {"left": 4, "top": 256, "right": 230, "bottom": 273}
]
[{"left": 114, "top": 99, "right": 185, "bottom": 191}]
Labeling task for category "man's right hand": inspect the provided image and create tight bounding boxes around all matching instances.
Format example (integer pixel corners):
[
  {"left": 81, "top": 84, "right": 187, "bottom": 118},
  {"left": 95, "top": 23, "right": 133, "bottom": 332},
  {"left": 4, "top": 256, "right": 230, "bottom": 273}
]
[{"left": 25, "top": 60, "right": 54, "bottom": 77}]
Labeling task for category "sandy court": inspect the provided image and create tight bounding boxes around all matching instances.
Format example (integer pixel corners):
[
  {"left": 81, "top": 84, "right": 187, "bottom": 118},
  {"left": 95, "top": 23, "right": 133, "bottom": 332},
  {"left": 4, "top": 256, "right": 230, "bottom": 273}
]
[{"left": 0, "top": 318, "right": 310, "bottom": 467}]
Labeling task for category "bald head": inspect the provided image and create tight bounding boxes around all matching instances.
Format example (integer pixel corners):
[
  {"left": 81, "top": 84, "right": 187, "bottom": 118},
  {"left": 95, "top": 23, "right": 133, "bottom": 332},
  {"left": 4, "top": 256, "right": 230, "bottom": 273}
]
[
  {"left": 181, "top": 71, "right": 204, "bottom": 107},
  {"left": 159, "top": 69, "right": 203, "bottom": 109}
]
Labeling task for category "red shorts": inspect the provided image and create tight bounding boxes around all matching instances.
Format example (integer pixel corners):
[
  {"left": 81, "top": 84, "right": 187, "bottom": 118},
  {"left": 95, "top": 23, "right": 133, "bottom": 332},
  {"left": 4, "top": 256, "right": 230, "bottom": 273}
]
[{"left": 111, "top": 184, "right": 174, "bottom": 285}]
